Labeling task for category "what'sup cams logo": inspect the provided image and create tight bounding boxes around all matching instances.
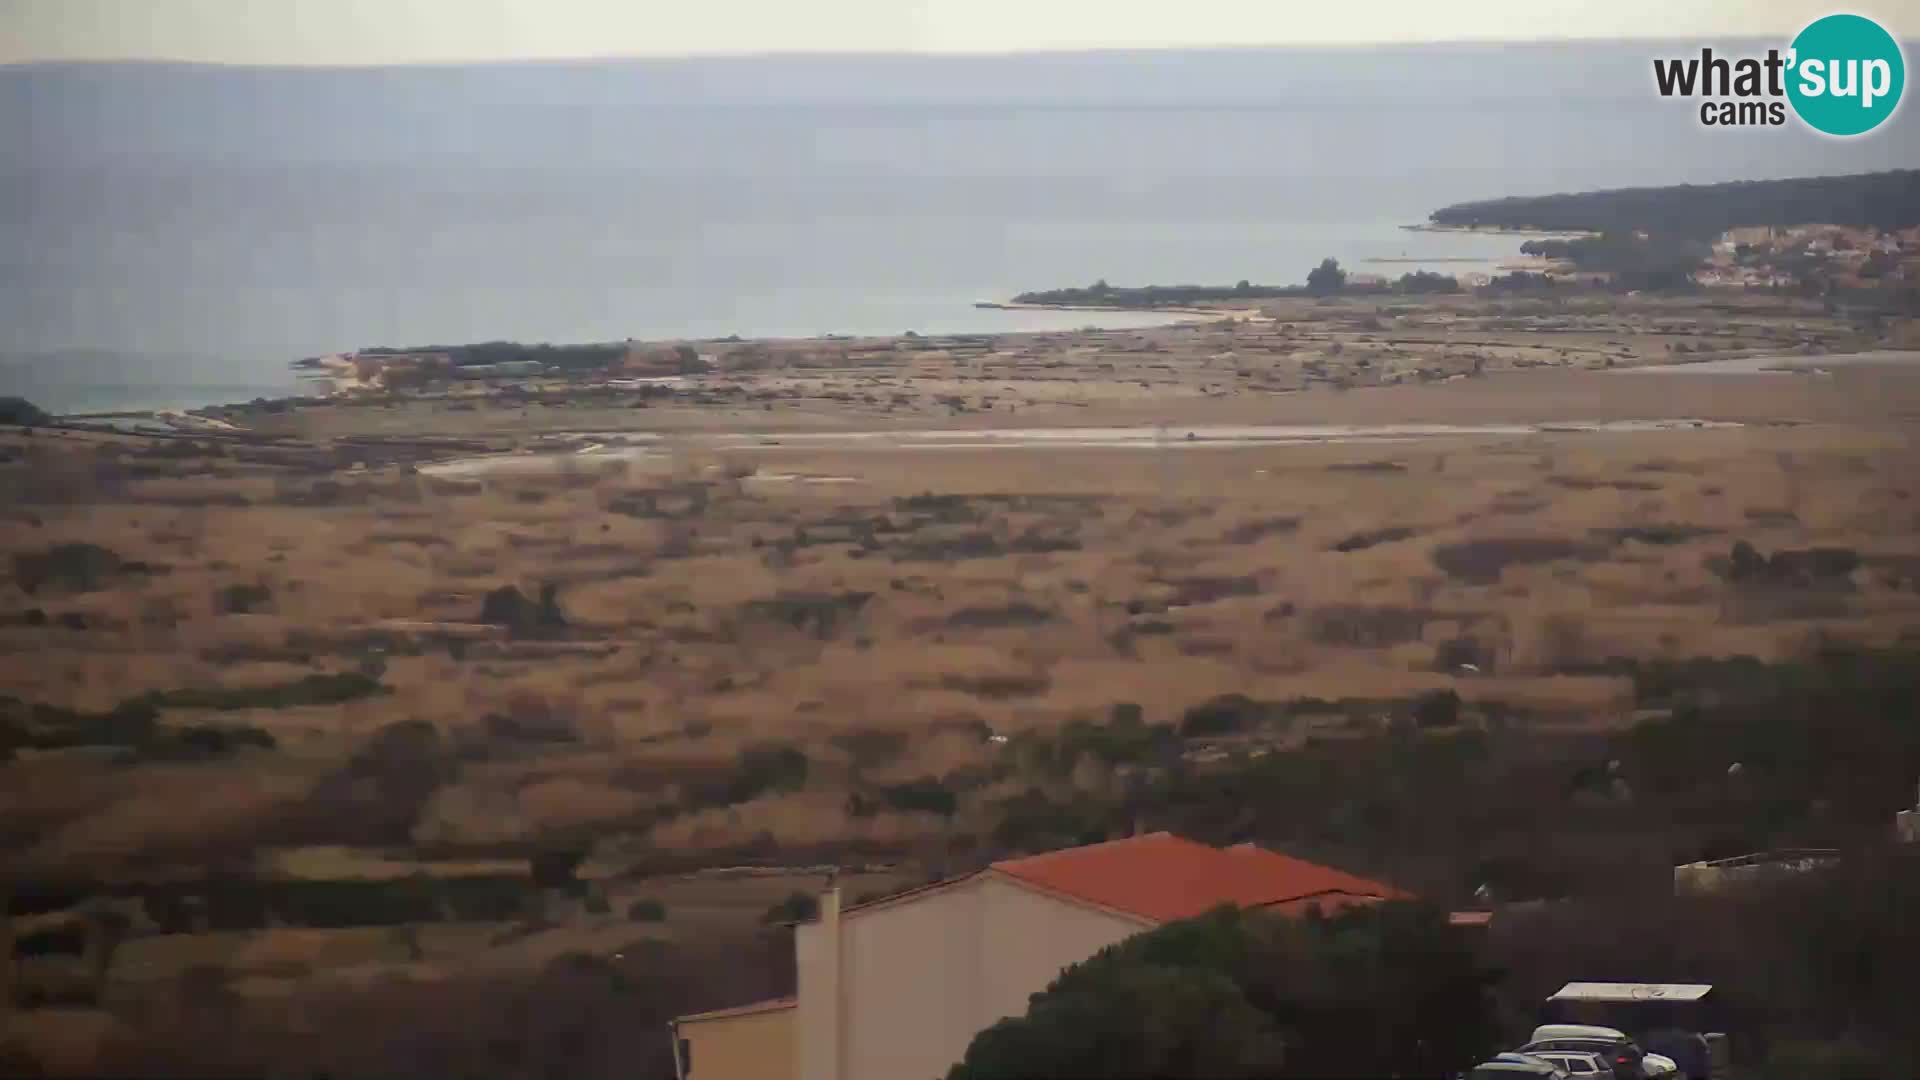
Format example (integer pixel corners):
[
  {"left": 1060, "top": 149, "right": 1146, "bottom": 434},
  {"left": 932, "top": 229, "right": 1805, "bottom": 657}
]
[{"left": 1654, "top": 13, "right": 1906, "bottom": 136}]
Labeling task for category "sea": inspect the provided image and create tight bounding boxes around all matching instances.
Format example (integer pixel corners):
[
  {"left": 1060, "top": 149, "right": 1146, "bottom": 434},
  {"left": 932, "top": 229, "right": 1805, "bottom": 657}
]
[{"left": 3, "top": 43, "right": 1917, "bottom": 414}]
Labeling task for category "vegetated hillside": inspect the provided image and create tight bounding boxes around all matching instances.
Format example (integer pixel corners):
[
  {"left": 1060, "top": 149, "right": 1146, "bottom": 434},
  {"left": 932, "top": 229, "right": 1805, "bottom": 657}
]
[
  {"left": 1430, "top": 169, "right": 1920, "bottom": 238},
  {"left": 1012, "top": 270, "right": 1458, "bottom": 307},
  {"left": 358, "top": 341, "right": 629, "bottom": 370}
]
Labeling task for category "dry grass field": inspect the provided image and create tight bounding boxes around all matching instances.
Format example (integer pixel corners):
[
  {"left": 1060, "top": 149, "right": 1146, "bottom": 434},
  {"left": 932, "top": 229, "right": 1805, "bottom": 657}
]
[{"left": 3, "top": 290, "right": 1918, "bottom": 1075}]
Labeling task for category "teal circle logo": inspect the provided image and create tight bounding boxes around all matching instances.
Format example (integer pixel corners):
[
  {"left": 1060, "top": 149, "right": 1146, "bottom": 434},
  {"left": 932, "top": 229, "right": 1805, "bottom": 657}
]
[{"left": 1786, "top": 14, "right": 1905, "bottom": 136}]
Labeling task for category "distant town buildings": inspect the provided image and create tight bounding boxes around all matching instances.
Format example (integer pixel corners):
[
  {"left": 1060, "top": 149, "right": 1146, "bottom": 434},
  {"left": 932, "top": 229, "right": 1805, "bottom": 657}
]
[{"left": 1699, "top": 221, "right": 1917, "bottom": 291}]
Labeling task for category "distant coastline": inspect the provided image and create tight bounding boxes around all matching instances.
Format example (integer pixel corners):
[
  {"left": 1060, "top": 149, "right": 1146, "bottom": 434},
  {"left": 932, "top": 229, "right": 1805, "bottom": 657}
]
[{"left": 1400, "top": 223, "right": 1598, "bottom": 239}]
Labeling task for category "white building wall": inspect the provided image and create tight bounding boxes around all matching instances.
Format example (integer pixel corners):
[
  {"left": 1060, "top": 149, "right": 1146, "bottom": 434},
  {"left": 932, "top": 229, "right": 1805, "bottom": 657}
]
[
  {"left": 794, "top": 873, "right": 1154, "bottom": 1080},
  {"left": 840, "top": 877, "right": 988, "bottom": 1080},
  {"left": 795, "top": 917, "right": 837, "bottom": 1080},
  {"left": 976, "top": 875, "right": 1148, "bottom": 1027}
]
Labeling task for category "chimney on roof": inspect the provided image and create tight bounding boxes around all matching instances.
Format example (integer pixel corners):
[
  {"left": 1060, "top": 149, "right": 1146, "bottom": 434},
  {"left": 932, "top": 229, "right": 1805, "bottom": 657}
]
[{"left": 803, "top": 885, "right": 846, "bottom": 1080}]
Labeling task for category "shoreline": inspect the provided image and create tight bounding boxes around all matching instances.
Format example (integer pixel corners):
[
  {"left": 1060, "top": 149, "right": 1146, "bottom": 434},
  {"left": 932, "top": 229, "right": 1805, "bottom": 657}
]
[
  {"left": 30, "top": 227, "right": 1544, "bottom": 420},
  {"left": 44, "top": 295, "right": 1889, "bottom": 435},
  {"left": 44, "top": 308, "right": 1214, "bottom": 421},
  {"left": 972, "top": 300, "right": 1230, "bottom": 319},
  {"left": 1401, "top": 223, "right": 1600, "bottom": 239}
]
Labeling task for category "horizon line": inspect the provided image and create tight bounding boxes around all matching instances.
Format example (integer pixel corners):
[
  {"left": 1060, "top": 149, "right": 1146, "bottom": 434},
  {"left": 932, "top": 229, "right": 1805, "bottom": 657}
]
[{"left": 0, "top": 34, "right": 1836, "bottom": 71}]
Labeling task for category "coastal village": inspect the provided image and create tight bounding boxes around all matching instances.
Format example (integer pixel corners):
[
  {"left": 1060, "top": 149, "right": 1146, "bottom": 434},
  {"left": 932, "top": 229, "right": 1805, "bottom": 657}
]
[{"left": 1695, "top": 223, "right": 1920, "bottom": 290}]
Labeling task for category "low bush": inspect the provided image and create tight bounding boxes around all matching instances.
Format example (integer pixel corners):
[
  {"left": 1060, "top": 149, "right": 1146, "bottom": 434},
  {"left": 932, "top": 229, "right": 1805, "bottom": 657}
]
[
  {"left": 1221, "top": 517, "right": 1302, "bottom": 544},
  {"left": 1304, "top": 605, "right": 1434, "bottom": 647},
  {"left": 479, "top": 584, "right": 569, "bottom": 639},
  {"left": 991, "top": 787, "right": 1118, "bottom": 852},
  {"left": 726, "top": 744, "right": 810, "bottom": 804},
  {"left": 762, "top": 891, "right": 819, "bottom": 924},
  {"left": 829, "top": 729, "right": 910, "bottom": 767},
  {"left": 944, "top": 602, "right": 1055, "bottom": 629},
  {"left": 1160, "top": 576, "right": 1261, "bottom": 606},
  {"left": 13, "top": 542, "right": 156, "bottom": 594},
  {"left": 1329, "top": 526, "right": 1418, "bottom": 553},
  {"left": 530, "top": 846, "right": 589, "bottom": 891},
  {"left": 0, "top": 395, "right": 51, "bottom": 426},
  {"left": 1412, "top": 689, "right": 1462, "bottom": 729},
  {"left": 1434, "top": 636, "right": 1494, "bottom": 674},
  {"left": 0, "top": 696, "right": 273, "bottom": 759},
  {"left": 880, "top": 777, "right": 959, "bottom": 819},
  {"left": 1431, "top": 538, "right": 1592, "bottom": 584},
  {"left": 1179, "top": 694, "right": 1284, "bottom": 737},
  {"left": 1720, "top": 541, "right": 1860, "bottom": 586},
  {"left": 1591, "top": 524, "right": 1720, "bottom": 546},
  {"left": 145, "top": 723, "right": 278, "bottom": 760},
  {"left": 941, "top": 672, "right": 1051, "bottom": 699},
  {"left": 130, "top": 672, "right": 385, "bottom": 712},
  {"left": 740, "top": 592, "right": 873, "bottom": 639},
  {"left": 1026, "top": 711, "right": 1179, "bottom": 774},
  {"left": 213, "top": 583, "right": 274, "bottom": 614}
]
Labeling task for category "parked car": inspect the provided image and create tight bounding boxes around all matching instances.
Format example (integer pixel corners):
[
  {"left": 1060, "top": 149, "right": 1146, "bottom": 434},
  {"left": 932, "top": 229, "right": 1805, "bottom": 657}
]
[
  {"left": 1519, "top": 1025, "right": 1680, "bottom": 1080},
  {"left": 1468, "top": 1052, "right": 1573, "bottom": 1079},
  {"left": 1526, "top": 1049, "right": 1613, "bottom": 1077}
]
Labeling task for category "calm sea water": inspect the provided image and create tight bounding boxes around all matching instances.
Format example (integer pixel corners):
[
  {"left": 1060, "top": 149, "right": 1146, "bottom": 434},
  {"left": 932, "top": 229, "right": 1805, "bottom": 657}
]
[{"left": 3, "top": 45, "right": 1916, "bottom": 413}]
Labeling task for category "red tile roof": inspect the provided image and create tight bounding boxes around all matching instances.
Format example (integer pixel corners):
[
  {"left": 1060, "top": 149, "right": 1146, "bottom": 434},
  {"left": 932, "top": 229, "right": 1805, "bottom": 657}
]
[{"left": 990, "top": 832, "right": 1407, "bottom": 924}]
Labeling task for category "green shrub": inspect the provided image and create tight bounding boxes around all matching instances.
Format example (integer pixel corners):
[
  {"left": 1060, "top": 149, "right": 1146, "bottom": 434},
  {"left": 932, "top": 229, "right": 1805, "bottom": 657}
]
[
  {"left": 1431, "top": 537, "right": 1591, "bottom": 584},
  {"left": 144, "top": 723, "right": 277, "bottom": 760},
  {"left": 829, "top": 728, "right": 909, "bottom": 768},
  {"left": 727, "top": 744, "right": 810, "bottom": 804},
  {"left": 214, "top": 583, "right": 274, "bottom": 614},
  {"left": 1179, "top": 694, "right": 1281, "bottom": 737},
  {"left": 0, "top": 395, "right": 51, "bottom": 427},
  {"left": 762, "top": 891, "right": 819, "bottom": 924},
  {"left": 129, "top": 672, "right": 385, "bottom": 712},
  {"left": 991, "top": 788, "right": 1117, "bottom": 852},
  {"left": 275, "top": 877, "right": 441, "bottom": 928},
  {"left": 880, "top": 778, "right": 958, "bottom": 819},
  {"left": 949, "top": 903, "right": 1498, "bottom": 1080},
  {"left": 1412, "top": 690, "right": 1462, "bottom": 729},
  {"left": 478, "top": 584, "right": 569, "bottom": 639},
  {"left": 1013, "top": 713, "right": 1177, "bottom": 779},
  {"left": 13, "top": 543, "right": 154, "bottom": 594},
  {"left": 627, "top": 898, "right": 667, "bottom": 922},
  {"left": 530, "top": 846, "right": 588, "bottom": 891}
]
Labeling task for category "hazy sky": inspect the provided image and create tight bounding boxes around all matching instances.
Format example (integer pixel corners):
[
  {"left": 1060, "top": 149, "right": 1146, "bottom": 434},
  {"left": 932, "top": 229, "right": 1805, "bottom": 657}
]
[{"left": 3, "top": 0, "right": 1913, "bottom": 64}]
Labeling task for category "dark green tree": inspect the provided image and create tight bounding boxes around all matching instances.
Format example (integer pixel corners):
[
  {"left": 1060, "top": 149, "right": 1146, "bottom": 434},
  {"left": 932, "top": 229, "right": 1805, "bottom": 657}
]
[
  {"left": 948, "top": 904, "right": 1501, "bottom": 1079},
  {"left": 949, "top": 962, "right": 1286, "bottom": 1079},
  {"left": 1306, "top": 258, "right": 1347, "bottom": 295},
  {"left": 761, "top": 891, "right": 820, "bottom": 924},
  {"left": 1412, "top": 689, "right": 1462, "bottom": 729}
]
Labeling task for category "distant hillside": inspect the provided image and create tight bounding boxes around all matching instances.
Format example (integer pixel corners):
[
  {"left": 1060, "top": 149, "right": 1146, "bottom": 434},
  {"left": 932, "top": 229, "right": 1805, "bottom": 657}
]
[{"left": 1430, "top": 170, "right": 1920, "bottom": 238}]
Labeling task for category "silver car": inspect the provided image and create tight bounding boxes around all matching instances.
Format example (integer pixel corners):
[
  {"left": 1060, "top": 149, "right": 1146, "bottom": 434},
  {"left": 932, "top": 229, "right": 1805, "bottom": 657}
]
[
  {"left": 1527, "top": 1050, "right": 1614, "bottom": 1078},
  {"left": 1469, "top": 1053, "right": 1573, "bottom": 1080},
  {"left": 1519, "top": 1026, "right": 1681, "bottom": 1080}
]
